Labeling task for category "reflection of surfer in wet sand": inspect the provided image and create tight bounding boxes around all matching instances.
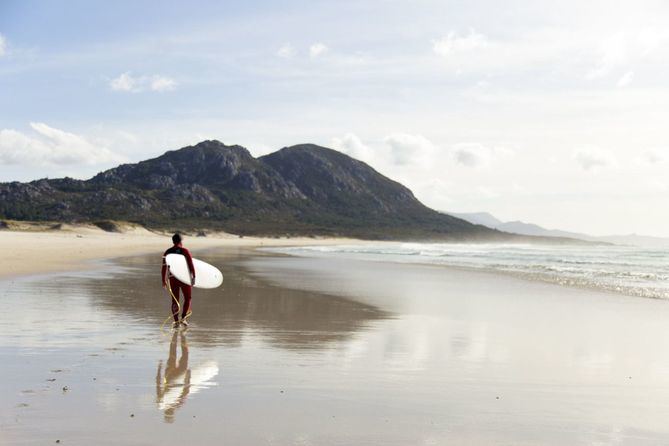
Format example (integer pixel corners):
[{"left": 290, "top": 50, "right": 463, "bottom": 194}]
[
  {"left": 156, "top": 330, "right": 191, "bottom": 422},
  {"left": 155, "top": 331, "right": 219, "bottom": 422}
]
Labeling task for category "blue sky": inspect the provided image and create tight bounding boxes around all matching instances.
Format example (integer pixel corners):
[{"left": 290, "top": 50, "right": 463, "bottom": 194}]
[{"left": 1, "top": 0, "right": 668, "bottom": 236}]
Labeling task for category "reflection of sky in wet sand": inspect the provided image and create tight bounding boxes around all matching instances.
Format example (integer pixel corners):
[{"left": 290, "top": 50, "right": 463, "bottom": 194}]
[
  {"left": 1, "top": 250, "right": 387, "bottom": 351},
  {"left": 2, "top": 248, "right": 669, "bottom": 445}
]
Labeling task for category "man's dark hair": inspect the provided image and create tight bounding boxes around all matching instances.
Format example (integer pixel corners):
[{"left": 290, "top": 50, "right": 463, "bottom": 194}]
[{"left": 172, "top": 233, "right": 182, "bottom": 244}]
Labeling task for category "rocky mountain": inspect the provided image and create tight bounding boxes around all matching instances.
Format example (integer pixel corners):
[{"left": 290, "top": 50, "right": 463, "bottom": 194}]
[{"left": 0, "top": 140, "right": 505, "bottom": 240}]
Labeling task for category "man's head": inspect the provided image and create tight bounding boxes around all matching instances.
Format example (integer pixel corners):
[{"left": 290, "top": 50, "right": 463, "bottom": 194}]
[{"left": 172, "top": 233, "right": 182, "bottom": 245}]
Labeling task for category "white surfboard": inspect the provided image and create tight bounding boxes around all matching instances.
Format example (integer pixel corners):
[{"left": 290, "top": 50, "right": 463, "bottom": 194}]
[{"left": 165, "top": 254, "right": 223, "bottom": 289}]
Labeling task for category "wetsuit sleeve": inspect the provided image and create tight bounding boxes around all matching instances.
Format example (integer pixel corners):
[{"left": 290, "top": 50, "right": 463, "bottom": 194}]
[
  {"left": 183, "top": 248, "right": 196, "bottom": 281},
  {"left": 161, "top": 250, "right": 168, "bottom": 284}
]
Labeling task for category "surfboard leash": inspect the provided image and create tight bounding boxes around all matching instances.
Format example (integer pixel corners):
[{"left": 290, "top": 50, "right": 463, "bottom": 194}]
[
  {"left": 160, "top": 271, "right": 182, "bottom": 334},
  {"left": 161, "top": 266, "right": 194, "bottom": 334}
]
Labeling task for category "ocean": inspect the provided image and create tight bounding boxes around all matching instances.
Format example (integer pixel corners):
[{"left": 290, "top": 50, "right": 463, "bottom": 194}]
[{"left": 264, "top": 243, "right": 669, "bottom": 299}]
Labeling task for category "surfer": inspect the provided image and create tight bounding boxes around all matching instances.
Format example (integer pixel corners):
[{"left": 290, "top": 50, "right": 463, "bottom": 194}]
[{"left": 161, "top": 233, "right": 196, "bottom": 328}]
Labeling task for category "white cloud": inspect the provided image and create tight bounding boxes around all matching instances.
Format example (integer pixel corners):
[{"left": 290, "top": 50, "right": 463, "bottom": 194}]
[
  {"left": 110, "top": 72, "right": 177, "bottom": 92},
  {"left": 432, "top": 29, "right": 488, "bottom": 57},
  {"left": 573, "top": 146, "right": 617, "bottom": 172},
  {"left": 451, "top": 143, "right": 513, "bottom": 168},
  {"left": 277, "top": 43, "right": 296, "bottom": 58},
  {"left": 309, "top": 42, "right": 328, "bottom": 58},
  {"left": 639, "top": 147, "right": 667, "bottom": 165},
  {"left": 0, "top": 123, "right": 126, "bottom": 166},
  {"left": 384, "top": 133, "right": 436, "bottom": 166},
  {"left": 110, "top": 72, "right": 138, "bottom": 92},
  {"left": 331, "top": 133, "right": 374, "bottom": 163},
  {"left": 616, "top": 71, "right": 634, "bottom": 87},
  {"left": 150, "top": 76, "right": 177, "bottom": 92},
  {"left": 0, "top": 34, "right": 6, "bottom": 57},
  {"left": 452, "top": 143, "right": 490, "bottom": 168}
]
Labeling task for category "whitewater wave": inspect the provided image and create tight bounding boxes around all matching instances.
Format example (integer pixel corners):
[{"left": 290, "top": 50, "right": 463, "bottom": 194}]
[{"left": 262, "top": 243, "right": 669, "bottom": 299}]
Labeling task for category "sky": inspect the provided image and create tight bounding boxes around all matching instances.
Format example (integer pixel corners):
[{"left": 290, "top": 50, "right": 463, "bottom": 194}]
[{"left": 1, "top": 0, "right": 668, "bottom": 237}]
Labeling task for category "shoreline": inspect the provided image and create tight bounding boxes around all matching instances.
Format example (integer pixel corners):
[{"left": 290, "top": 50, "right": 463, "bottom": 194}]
[
  {"left": 0, "top": 226, "right": 360, "bottom": 280},
  {"left": 4, "top": 228, "right": 660, "bottom": 304}
]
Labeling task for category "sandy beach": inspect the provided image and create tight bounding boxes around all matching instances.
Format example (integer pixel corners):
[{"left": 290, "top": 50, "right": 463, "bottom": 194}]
[
  {"left": 0, "top": 225, "right": 358, "bottom": 279},
  {"left": 2, "top": 235, "right": 669, "bottom": 445}
]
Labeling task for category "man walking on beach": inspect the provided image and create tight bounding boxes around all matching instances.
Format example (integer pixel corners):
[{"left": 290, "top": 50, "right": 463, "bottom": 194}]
[{"left": 161, "top": 233, "right": 196, "bottom": 328}]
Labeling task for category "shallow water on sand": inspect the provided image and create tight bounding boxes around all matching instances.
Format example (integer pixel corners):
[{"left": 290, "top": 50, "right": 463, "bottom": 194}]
[{"left": 2, "top": 248, "right": 669, "bottom": 445}]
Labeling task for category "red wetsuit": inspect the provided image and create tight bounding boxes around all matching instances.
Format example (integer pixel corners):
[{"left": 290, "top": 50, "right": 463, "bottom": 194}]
[{"left": 161, "top": 244, "right": 196, "bottom": 322}]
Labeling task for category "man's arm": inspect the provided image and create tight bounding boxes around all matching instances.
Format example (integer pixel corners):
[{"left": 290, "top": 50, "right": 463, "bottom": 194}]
[{"left": 161, "top": 252, "right": 168, "bottom": 286}]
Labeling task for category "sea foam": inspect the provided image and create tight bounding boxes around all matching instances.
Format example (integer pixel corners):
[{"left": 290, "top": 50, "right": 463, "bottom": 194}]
[{"left": 264, "top": 243, "right": 669, "bottom": 299}]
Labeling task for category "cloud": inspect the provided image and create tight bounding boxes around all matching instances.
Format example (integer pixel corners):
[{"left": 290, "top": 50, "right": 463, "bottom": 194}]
[
  {"left": 616, "top": 71, "right": 634, "bottom": 87},
  {"left": 452, "top": 143, "right": 491, "bottom": 168},
  {"left": 573, "top": 146, "right": 617, "bottom": 172},
  {"left": 277, "top": 43, "right": 296, "bottom": 59},
  {"left": 110, "top": 72, "right": 177, "bottom": 92},
  {"left": 150, "top": 76, "right": 177, "bottom": 91},
  {"left": 384, "top": 133, "right": 436, "bottom": 166},
  {"left": 0, "top": 34, "right": 6, "bottom": 57},
  {"left": 331, "top": 133, "right": 373, "bottom": 163},
  {"left": 451, "top": 143, "right": 513, "bottom": 168},
  {"left": 639, "top": 147, "right": 667, "bottom": 165},
  {"left": 0, "top": 123, "right": 126, "bottom": 166},
  {"left": 432, "top": 29, "right": 488, "bottom": 57},
  {"left": 309, "top": 42, "right": 328, "bottom": 58},
  {"left": 110, "top": 72, "right": 137, "bottom": 92}
]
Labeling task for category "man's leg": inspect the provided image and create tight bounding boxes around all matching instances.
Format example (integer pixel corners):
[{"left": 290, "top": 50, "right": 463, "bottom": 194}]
[
  {"left": 181, "top": 285, "right": 192, "bottom": 320},
  {"left": 168, "top": 277, "right": 181, "bottom": 322}
]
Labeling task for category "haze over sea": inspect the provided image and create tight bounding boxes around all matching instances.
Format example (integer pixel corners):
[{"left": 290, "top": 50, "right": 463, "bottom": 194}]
[{"left": 267, "top": 243, "right": 669, "bottom": 300}]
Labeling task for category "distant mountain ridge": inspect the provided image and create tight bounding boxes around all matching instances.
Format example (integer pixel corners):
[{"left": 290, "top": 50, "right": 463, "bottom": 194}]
[
  {"left": 445, "top": 211, "right": 669, "bottom": 248},
  {"left": 0, "top": 140, "right": 505, "bottom": 240},
  {"left": 447, "top": 212, "right": 503, "bottom": 229}
]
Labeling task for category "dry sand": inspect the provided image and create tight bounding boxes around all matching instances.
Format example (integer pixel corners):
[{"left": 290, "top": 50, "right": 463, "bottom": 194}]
[{"left": 0, "top": 223, "right": 358, "bottom": 279}]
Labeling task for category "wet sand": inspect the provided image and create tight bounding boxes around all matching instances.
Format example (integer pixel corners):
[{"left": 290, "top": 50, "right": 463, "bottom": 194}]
[{"left": 2, "top": 248, "right": 669, "bottom": 445}]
